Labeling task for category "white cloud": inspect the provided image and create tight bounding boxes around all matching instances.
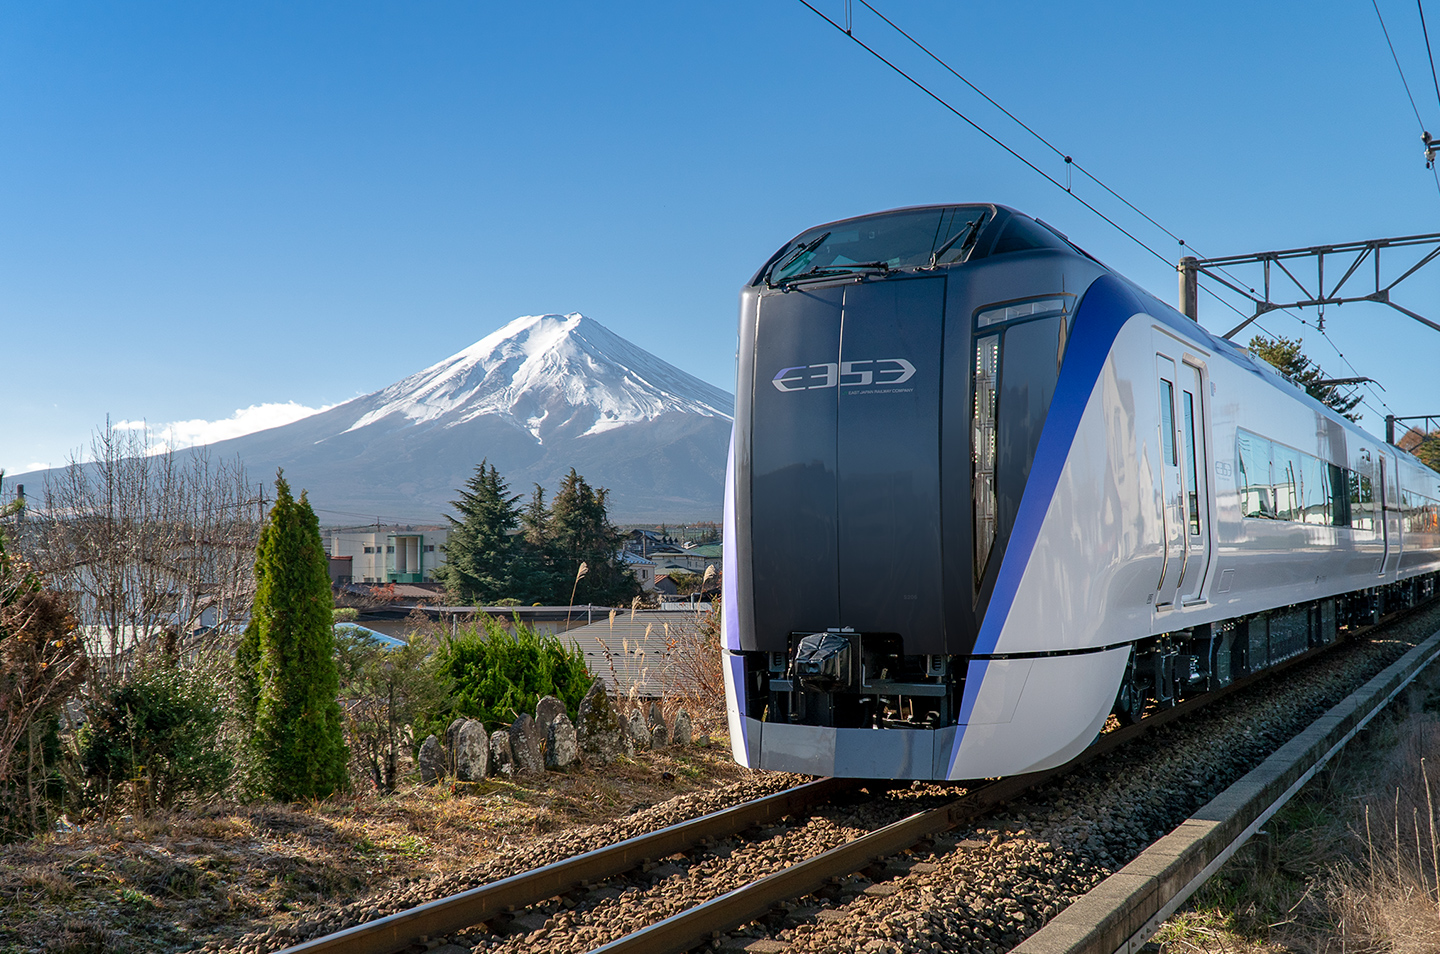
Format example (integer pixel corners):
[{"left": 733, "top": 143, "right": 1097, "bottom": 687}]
[{"left": 115, "top": 401, "right": 336, "bottom": 454}]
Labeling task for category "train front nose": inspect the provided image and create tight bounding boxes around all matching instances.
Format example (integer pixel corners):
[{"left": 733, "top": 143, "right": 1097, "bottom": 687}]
[
  {"left": 739, "top": 276, "right": 965, "bottom": 756},
  {"left": 726, "top": 206, "right": 1094, "bottom": 778}
]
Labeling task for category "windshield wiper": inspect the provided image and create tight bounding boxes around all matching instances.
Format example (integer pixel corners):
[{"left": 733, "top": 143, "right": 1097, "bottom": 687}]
[
  {"left": 775, "top": 261, "right": 891, "bottom": 287},
  {"left": 770, "top": 232, "right": 831, "bottom": 283},
  {"left": 927, "top": 214, "right": 987, "bottom": 268}
]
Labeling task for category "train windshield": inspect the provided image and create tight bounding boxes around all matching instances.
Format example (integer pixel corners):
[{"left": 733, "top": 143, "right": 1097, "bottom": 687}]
[{"left": 765, "top": 206, "right": 991, "bottom": 285}]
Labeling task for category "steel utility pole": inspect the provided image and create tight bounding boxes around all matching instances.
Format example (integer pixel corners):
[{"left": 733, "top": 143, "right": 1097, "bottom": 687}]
[
  {"left": 1174, "top": 233, "right": 1440, "bottom": 338},
  {"left": 1385, "top": 413, "right": 1440, "bottom": 446},
  {"left": 1178, "top": 256, "right": 1199, "bottom": 320}
]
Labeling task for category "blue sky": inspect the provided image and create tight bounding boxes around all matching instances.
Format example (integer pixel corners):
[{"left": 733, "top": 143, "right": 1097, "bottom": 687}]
[{"left": 4, "top": 1, "right": 1439, "bottom": 475}]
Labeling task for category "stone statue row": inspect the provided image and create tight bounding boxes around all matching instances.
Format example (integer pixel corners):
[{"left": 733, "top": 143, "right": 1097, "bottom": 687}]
[{"left": 417, "top": 677, "right": 696, "bottom": 785}]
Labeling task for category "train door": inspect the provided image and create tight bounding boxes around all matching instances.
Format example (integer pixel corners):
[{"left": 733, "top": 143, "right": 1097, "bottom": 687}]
[
  {"left": 1155, "top": 352, "right": 1186, "bottom": 609},
  {"left": 1177, "top": 360, "right": 1212, "bottom": 603},
  {"left": 1380, "top": 454, "right": 1402, "bottom": 578}
]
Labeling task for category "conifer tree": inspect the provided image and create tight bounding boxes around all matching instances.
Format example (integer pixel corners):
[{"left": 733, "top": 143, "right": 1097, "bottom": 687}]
[
  {"left": 516, "top": 484, "right": 559, "bottom": 604},
  {"left": 1249, "top": 334, "right": 1362, "bottom": 421},
  {"left": 548, "top": 469, "right": 639, "bottom": 606},
  {"left": 238, "top": 473, "right": 347, "bottom": 801},
  {"left": 435, "top": 461, "right": 522, "bottom": 605}
]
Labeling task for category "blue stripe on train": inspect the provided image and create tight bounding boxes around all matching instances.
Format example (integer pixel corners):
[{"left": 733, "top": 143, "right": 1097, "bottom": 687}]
[{"left": 948, "top": 273, "right": 1146, "bottom": 776}]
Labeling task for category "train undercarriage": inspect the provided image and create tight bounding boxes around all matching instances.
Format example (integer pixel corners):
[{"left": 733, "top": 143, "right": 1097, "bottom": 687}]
[{"left": 739, "top": 571, "right": 1440, "bottom": 738}]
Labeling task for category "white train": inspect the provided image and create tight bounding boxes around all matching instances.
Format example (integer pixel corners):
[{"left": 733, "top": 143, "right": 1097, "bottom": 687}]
[{"left": 721, "top": 204, "right": 1440, "bottom": 780}]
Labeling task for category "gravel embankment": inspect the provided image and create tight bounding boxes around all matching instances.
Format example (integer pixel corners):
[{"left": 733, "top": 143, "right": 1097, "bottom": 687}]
[{"left": 229, "top": 605, "right": 1440, "bottom": 954}]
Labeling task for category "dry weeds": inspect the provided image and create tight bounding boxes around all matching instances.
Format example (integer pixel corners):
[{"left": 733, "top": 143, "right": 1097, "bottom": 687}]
[
  {"left": 0, "top": 736, "right": 747, "bottom": 954},
  {"left": 1157, "top": 670, "right": 1440, "bottom": 954}
]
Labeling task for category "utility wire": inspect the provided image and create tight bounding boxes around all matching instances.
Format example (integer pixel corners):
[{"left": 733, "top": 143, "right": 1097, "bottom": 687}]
[
  {"left": 801, "top": 0, "right": 1396, "bottom": 419},
  {"left": 1420, "top": 0, "right": 1440, "bottom": 111},
  {"left": 793, "top": 0, "right": 1176, "bottom": 271},
  {"left": 1376, "top": 0, "right": 1430, "bottom": 129},
  {"left": 854, "top": 0, "right": 1195, "bottom": 254},
  {"left": 839, "top": 0, "right": 1261, "bottom": 310}
]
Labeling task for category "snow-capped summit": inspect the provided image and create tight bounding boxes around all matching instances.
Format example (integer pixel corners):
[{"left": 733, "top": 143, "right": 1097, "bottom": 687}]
[
  {"left": 151, "top": 313, "right": 734, "bottom": 521},
  {"left": 345, "top": 313, "right": 733, "bottom": 443}
]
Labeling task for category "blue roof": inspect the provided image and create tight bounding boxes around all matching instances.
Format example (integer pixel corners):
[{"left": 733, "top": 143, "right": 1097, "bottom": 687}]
[{"left": 335, "top": 623, "right": 408, "bottom": 650}]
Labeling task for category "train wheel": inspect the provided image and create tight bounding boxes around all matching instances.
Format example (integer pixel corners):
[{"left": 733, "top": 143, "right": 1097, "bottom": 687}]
[{"left": 1112, "top": 648, "right": 1145, "bottom": 726}]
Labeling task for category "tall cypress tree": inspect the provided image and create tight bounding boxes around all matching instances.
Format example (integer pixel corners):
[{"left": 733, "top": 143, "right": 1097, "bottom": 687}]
[
  {"left": 435, "top": 461, "right": 523, "bottom": 605},
  {"left": 548, "top": 469, "right": 639, "bottom": 606},
  {"left": 239, "top": 473, "right": 347, "bottom": 801}
]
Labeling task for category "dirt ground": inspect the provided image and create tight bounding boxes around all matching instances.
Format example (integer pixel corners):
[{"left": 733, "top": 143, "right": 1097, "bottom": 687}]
[{"left": 0, "top": 737, "right": 750, "bottom": 954}]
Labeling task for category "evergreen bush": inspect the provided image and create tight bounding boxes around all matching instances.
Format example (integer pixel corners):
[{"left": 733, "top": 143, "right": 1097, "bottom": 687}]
[
  {"left": 79, "top": 664, "right": 233, "bottom": 812},
  {"left": 421, "top": 616, "right": 591, "bottom": 737},
  {"left": 237, "top": 473, "right": 347, "bottom": 801}
]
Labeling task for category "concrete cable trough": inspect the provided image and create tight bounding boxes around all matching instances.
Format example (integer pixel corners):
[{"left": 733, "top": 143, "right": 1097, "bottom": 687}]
[{"left": 1013, "top": 626, "right": 1440, "bottom": 954}]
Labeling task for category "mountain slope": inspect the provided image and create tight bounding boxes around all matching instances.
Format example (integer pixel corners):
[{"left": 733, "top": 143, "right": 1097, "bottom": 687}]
[{"left": 25, "top": 314, "right": 734, "bottom": 523}]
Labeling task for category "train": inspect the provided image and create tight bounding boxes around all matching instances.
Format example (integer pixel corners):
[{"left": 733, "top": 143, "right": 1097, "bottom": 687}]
[{"left": 720, "top": 203, "right": 1440, "bottom": 781}]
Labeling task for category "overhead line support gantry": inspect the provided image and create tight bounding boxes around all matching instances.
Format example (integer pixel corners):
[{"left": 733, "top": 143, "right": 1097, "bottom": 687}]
[{"left": 1175, "top": 233, "right": 1440, "bottom": 338}]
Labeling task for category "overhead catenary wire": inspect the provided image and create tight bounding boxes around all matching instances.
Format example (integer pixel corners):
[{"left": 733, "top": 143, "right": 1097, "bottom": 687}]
[
  {"left": 1419, "top": 0, "right": 1440, "bottom": 112},
  {"left": 1375, "top": 0, "right": 1430, "bottom": 129},
  {"left": 853, "top": 0, "right": 1195, "bottom": 255},
  {"left": 800, "top": 0, "right": 1400, "bottom": 421},
  {"left": 805, "top": 0, "right": 1271, "bottom": 324},
  {"left": 792, "top": 0, "right": 1176, "bottom": 272}
]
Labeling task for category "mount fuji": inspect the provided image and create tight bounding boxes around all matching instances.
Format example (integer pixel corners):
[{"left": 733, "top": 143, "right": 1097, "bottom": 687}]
[{"left": 171, "top": 314, "right": 733, "bottom": 522}]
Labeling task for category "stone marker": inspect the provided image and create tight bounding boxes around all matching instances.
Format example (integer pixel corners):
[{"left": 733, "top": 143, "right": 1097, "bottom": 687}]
[
  {"left": 546, "top": 714, "right": 578, "bottom": 770},
  {"left": 418, "top": 734, "right": 442, "bottom": 785},
  {"left": 627, "top": 710, "right": 653, "bottom": 750},
  {"left": 647, "top": 701, "right": 669, "bottom": 748},
  {"left": 455, "top": 720, "right": 489, "bottom": 782},
  {"left": 509, "top": 713, "right": 544, "bottom": 775},
  {"left": 647, "top": 700, "right": 665, "bottom": 728},
  {"left": 490, "top": 729, "right": 515, "bottom": 776},
  {"left": 535, "top": 695, "right": 566, "bottom": 730},
  {"left": 446, "top": 717, "right": 467, "bottom": 775},
  {"left": 673, "top": 709, "right": 693, "bottom": 746},
  {"left": 576, "top": 678, "right": 629, "bottom": 763}
]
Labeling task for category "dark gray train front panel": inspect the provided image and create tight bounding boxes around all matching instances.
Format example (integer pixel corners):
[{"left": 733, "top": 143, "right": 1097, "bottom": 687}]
[{"left": 724, "top": 203, "right": 1111, "bottom": 778}]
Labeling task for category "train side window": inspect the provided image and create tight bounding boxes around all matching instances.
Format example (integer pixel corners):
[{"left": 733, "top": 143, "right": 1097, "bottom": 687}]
[
  {"left": 1272, "top": 446, "right": 1301, "bottom": 522},
  {"left": 1329, "top": 463, "right": 1350, "bottom": 526},
  {"left": 972, "top": 334, "right": 1001, "bottom": 584},
  {"left": 1349, "top": 470, "right": 1374, "bottom": 532},
  {"left": 1237, "top": 431, "right": 1274, "bottom": 518},
  {"left": 1159, "top": 380, "right": 1176, "bottom": 467},
  {"left": 1300, "top": 455, "right": 1329, "bottom": 524},
  {"left": 1182, "top": 390, "right": 1200, "bottom": 534}
]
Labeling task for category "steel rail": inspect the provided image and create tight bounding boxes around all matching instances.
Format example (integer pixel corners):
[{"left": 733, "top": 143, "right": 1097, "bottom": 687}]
[
  {"left": 275, "top": 776, "right": 852, "bottom": 954},
  {"left": 586, "top": 614, "right": 1418, "bottom": 954},
  {"left": 279, "top": 608, "right": 1414, "bottom": 954},
  {"left": 1014, "top": 625, "right": 1440, "bottom": 954}
]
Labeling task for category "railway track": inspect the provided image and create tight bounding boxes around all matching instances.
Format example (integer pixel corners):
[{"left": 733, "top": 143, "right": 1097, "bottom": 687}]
[{"left": 262, "top": 603, "right": 1440, "bottom": 954}]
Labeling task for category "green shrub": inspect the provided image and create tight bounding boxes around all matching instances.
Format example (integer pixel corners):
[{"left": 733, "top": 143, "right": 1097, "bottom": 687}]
[
  {"left": 421, "top": 616, "right": 591, "bottom": 737},
  {"left": 80, "top": 665, "right": 233, "bottom": 813},
  {"left": 335, "top": 627, "right": 449, "bottom": 793}
]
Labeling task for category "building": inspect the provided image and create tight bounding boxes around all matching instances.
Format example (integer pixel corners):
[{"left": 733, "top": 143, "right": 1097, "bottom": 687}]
[
  {"left": 619, "top": 549, "right": 657, "bottom": 590},
  {"left": 327, "top": 526, "right": 448, "bottom": 584}
]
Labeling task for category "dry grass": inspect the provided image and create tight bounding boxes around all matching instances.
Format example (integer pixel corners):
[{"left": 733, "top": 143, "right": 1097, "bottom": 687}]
[
  {"left": 0, "top": 734, "right": 747, "bottom": 954},
  {"left": 1157, "top": 669, "right": 1440, "bottom": 954}
]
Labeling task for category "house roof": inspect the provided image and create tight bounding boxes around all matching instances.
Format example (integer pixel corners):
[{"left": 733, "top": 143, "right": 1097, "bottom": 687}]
[{"left": 335, "top": 623, "right": 407, "bottom": 650}]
